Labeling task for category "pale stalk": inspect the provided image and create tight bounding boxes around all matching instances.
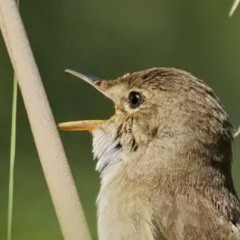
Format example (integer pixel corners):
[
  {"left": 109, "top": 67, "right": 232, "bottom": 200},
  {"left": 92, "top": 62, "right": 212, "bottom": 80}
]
[
  {"left": 0, "top": 0, "right": 92, "bottom": 239},
  {"left": 229, "top": 0, "right": 240, "bottom": 16}
]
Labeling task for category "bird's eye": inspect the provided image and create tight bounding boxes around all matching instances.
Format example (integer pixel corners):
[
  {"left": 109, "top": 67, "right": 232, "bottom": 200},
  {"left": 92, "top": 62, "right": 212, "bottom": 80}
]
[{"left": 128, "top": 91, "right": 143, "bottom": 109}]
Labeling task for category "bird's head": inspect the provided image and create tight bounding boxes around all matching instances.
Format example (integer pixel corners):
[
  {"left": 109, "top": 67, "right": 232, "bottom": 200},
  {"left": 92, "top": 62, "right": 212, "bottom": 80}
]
[{"left": 59, "top": 68, "right": 233, "bottom": 184}]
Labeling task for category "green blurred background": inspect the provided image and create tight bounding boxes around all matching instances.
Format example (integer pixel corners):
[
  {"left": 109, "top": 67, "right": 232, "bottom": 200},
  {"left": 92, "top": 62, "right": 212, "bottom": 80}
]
[{"left": 0, "top": 1, "right": 240, "bottom": 239}]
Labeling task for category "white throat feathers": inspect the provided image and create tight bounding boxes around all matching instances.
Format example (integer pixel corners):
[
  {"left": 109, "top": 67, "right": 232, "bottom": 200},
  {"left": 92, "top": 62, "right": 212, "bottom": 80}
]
[{"left": 92, "top": 123, "right": 123, "bottom": 178}]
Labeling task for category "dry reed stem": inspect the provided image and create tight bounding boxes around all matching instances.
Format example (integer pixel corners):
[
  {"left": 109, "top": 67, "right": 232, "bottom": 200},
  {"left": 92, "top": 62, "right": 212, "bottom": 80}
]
[
  {"left": 0, "top": 0, "right": 92, "bottom": 239},
  {"left": 229, "top": 0, "right": 240, "bottom": 16}
]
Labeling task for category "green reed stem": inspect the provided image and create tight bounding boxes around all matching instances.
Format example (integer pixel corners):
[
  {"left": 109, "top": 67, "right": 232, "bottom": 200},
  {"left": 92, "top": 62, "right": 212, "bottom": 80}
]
[{"left": 7, "top": 74, "right": 18, "bottom": 240}]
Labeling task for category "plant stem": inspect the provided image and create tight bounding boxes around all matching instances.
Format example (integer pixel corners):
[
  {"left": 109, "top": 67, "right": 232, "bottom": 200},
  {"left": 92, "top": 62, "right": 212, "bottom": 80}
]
[
  {"left": 7, "top": 74, "right": 18, "bottom": 240},
  {"left": 0, "top": 0, "right": 92, "bottom": 239},
  {"left": 229, "top": 0, "right": 240, "bottom": 16}
]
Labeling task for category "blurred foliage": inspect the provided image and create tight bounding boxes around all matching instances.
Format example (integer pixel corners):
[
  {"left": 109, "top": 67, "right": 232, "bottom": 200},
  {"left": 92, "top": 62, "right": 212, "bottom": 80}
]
[{"left": 0, "top": 1, "right": 240, "bottom": 239}]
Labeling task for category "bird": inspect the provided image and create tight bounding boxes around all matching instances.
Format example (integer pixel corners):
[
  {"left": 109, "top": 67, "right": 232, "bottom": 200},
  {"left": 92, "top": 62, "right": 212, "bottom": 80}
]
[{"left": 59, "top": 67, "right": 240, "bottom": 240}]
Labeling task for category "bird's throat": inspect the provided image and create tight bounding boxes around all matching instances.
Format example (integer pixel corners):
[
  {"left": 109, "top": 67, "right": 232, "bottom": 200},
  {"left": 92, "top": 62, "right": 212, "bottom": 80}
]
[{"left": 92, "top": 123, "right": 123, "bottom": 176}]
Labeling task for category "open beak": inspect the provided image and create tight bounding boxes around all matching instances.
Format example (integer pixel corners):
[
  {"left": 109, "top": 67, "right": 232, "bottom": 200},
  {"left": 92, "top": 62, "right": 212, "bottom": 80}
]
[{"left": 58, "top": 69, "right": 107, "bottom": 132}]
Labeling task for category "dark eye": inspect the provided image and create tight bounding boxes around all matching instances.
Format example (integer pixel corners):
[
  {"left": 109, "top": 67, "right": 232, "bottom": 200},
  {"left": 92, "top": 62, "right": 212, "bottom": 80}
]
[{"left": 128, "top": 91, "right": 143, "bottom": 109}]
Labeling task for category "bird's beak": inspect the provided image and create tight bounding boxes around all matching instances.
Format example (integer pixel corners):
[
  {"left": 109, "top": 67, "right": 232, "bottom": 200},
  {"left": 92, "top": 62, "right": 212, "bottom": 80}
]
[
  {"left": 64, "top": 69, "right": 109, "bottom": 97},
  {"left": 58, "top": 120, "right": 105, "bottom": 132},
  {"left": 58, "top": 69, "right": 107, "bottom": 132}
]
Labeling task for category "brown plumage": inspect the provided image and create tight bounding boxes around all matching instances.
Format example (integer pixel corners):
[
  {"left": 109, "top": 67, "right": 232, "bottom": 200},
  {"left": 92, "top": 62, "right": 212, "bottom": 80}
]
[{"left": 60, "top": 67, "right": 240, "bottom": 240}]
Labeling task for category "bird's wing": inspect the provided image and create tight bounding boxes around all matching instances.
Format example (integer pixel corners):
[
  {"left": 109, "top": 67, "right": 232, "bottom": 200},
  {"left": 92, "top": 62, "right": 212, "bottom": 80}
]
[
  {"left": 152, "top": 219, "right": 167, "bottom": 240},
  {"left": 152, "top": 190, "right": 240, "bottom": 240}
]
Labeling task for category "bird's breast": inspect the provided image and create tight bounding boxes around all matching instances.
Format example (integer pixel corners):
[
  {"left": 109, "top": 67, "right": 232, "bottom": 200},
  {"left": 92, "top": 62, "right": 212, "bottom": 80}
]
[{"left": 96, "top": 175, "right": 156, "bottom": 240}]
